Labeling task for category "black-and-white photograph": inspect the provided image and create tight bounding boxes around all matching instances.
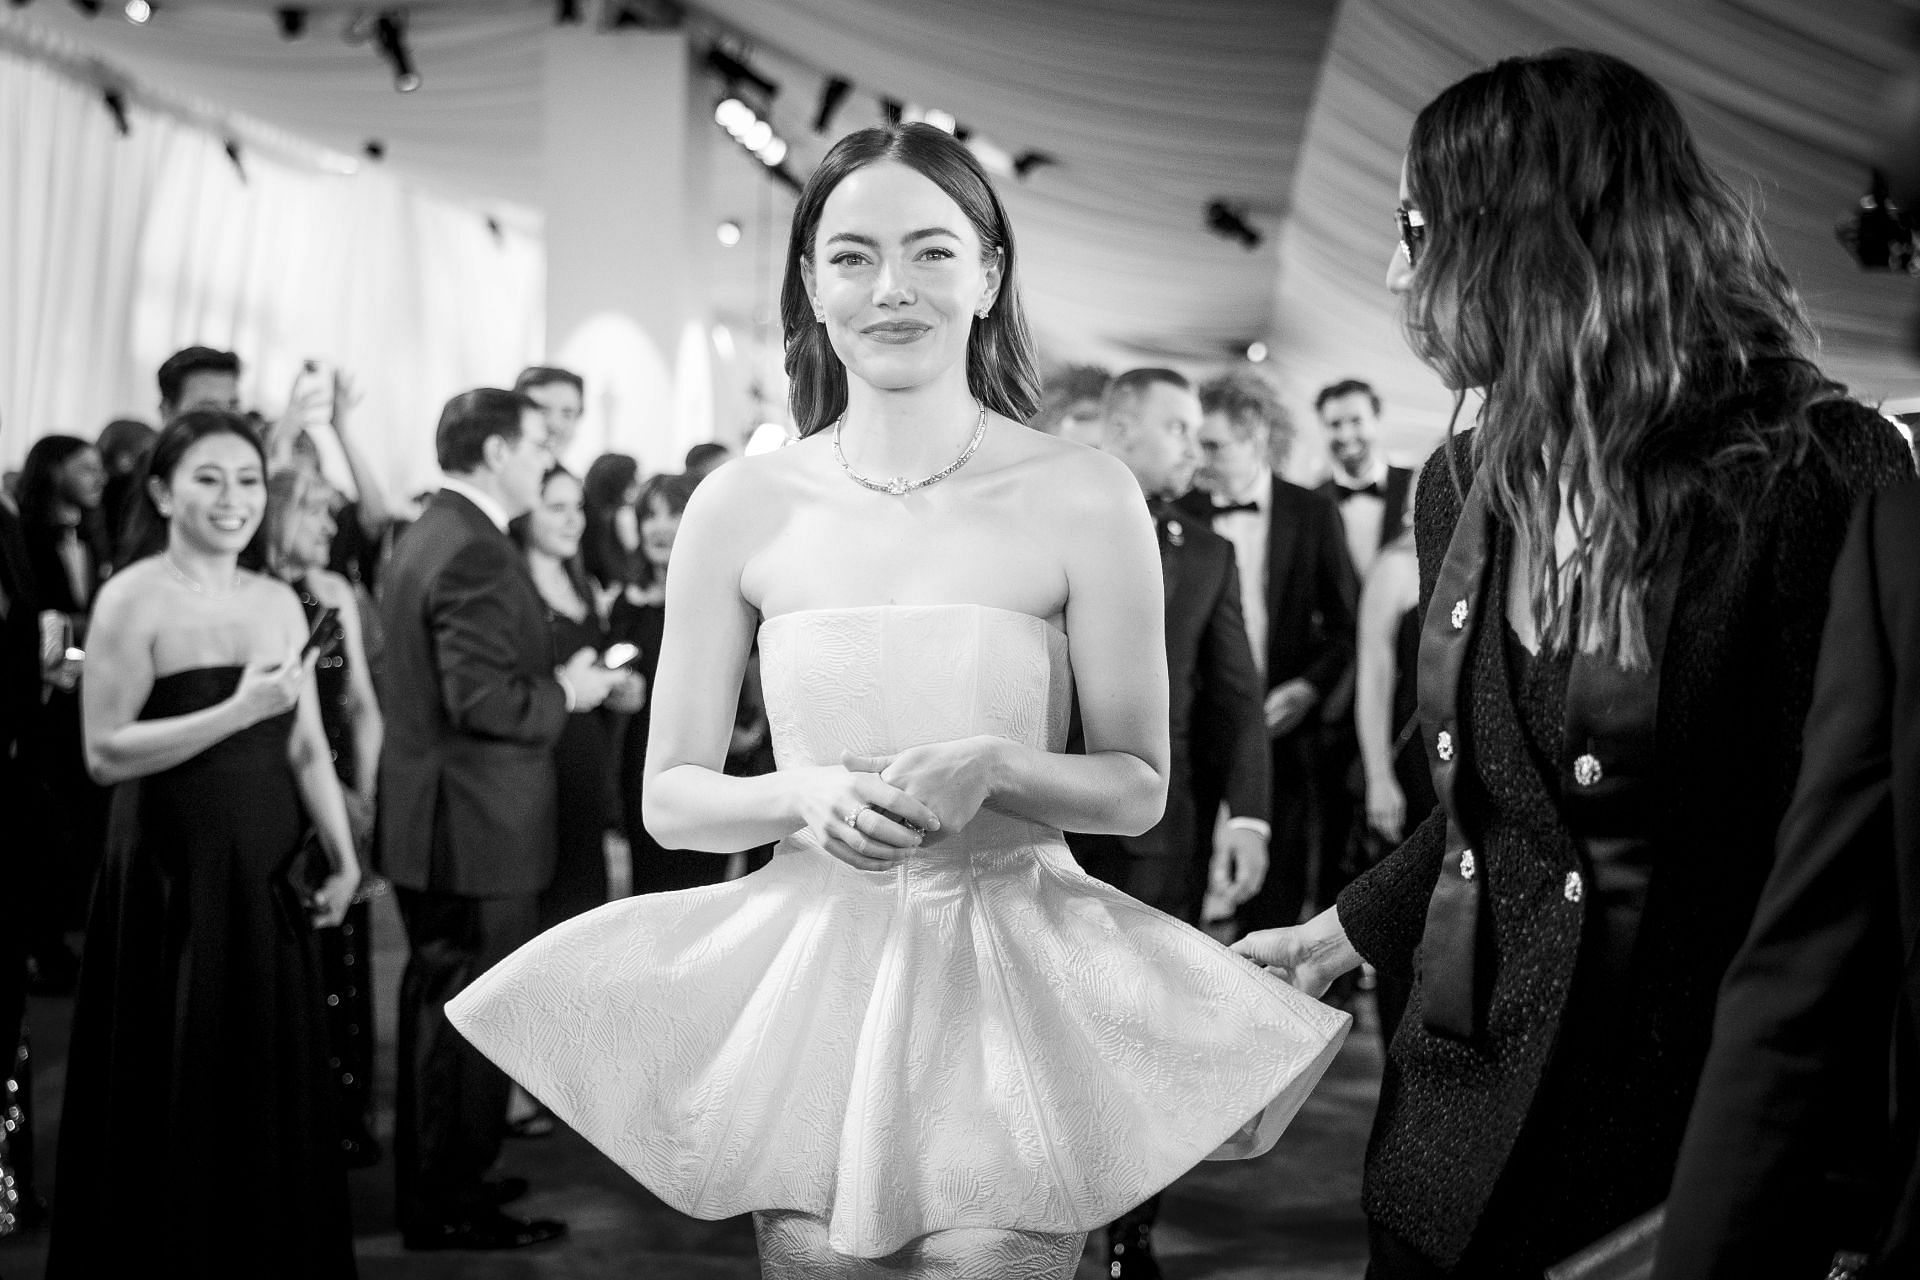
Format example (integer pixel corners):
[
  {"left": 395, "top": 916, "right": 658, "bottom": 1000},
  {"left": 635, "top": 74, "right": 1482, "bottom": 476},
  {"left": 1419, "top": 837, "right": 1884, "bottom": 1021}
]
[{"left": 2, "top": 2, "right": 1919, "bottom": 1277}]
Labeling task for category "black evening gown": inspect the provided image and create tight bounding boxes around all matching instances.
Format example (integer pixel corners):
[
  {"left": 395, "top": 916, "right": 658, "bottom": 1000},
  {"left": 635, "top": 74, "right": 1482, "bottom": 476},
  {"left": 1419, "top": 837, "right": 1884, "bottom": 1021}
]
[
  {"left": 540, "top": 607, "right": 615, "bottom": 928},
  {"left": 296, "top": 578, "right": 378, "bottom": 1157},
  {"left": 49, "top": 667, "right": 356, "bottom": 1279},
  {"left": 613, "top": 598, "right": 726, "bottom": 893}
]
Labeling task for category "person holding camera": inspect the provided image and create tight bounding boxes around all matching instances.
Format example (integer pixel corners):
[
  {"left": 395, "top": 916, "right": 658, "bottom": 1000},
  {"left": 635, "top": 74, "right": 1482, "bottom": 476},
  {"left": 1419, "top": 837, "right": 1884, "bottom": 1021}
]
[{"left": 377, "top": 388, "right": 624, "bottom": 1251}]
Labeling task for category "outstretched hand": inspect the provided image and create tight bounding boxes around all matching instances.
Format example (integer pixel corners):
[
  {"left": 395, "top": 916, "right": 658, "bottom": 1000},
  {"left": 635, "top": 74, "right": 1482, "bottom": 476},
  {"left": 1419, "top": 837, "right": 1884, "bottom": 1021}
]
[
  {"left": 841, "top": 738, "right": 998, "bottom": 837},
  {"left": 1231, "top": 907, "right": 1362, "bottom": 999}
]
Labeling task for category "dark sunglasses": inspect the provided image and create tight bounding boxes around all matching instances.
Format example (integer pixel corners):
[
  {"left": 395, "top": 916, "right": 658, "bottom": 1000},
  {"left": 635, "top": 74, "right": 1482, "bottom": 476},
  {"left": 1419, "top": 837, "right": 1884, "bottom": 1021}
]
[{"left": 1396, "top": 205, "right": 1427, "bottom": 268}]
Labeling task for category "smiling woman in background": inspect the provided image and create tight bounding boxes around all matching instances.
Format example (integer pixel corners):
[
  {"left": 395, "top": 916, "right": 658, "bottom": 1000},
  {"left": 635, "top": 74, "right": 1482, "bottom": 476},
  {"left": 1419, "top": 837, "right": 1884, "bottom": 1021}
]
[{"left": 50, "top": 409, "right": 360, "bottom": 1278}]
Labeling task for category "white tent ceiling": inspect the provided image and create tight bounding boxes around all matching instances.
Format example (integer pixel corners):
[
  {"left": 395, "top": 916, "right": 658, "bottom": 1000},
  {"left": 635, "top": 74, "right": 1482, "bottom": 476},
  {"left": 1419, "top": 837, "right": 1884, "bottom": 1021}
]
[{"left": 6, "top": 0, "right": 1919, "bottom": 449}]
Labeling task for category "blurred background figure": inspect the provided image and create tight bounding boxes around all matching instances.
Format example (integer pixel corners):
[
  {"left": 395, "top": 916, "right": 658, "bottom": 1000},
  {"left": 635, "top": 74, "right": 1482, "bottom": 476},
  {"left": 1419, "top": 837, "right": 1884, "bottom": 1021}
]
[
  {"left": 515, "top": 366, "right": 585, "bottom": 462},
  {"left": 268, "top": 365, "right": 397, "bottom": 597},
  {"left": 95, "top": 419, "right": 156, "bottom": 564},
  {"left": 1029, "top": 364, "right": 1111, "bottom": 445},
  {"left": 581, "top": 452, "right": 646, "bottom": 609},
  {"left": 52, "top": 409, "right": 360, "bottom": 1276},
  {"left": 264, "top": 466, "right": 387, "bottom": 1168},
  {"left": 16, "top": 434, "right": 112, "bottom": 997},
  {"left": 683, "top": 441, "right": 732, "bottom": 482},
  {"left": 155, "top": 345, "right": 242, "bottom": 420}
]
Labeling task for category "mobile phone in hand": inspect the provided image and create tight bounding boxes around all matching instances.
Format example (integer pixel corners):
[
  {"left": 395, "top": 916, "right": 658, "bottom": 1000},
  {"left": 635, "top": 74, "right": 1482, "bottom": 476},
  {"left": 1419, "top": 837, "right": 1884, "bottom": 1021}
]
[
  {"left": 303, "top": 606, "right": 343, "bottom": 660},
  {"left": 601, "top": 641, "right": 640, "bottom": 669}
]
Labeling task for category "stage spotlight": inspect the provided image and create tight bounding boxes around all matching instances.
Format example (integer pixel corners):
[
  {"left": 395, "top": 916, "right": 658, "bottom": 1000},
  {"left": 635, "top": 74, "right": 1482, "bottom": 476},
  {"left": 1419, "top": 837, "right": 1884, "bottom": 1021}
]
[
  {"left": 879, "top": 98, "right": 903, "bottom": 126},
  {"left": 124, "top": 0, "right": 151, "bottom": 22},
  {"left": 100, "top": 87, "right": 129, "bottom": 135},
  {"left": 716, "top": 220, "right": 742, "bottom": 247},
  {"left": 223, "top": 138, "right": 246, "bottom": 182},
  {"left": 275, "top": 6, "right": 306, "bottom": 38},
  {"left": 1246, "top": 341, "right": 1269, "bottom": 363},
  {"left": 363, "top": 139, "right": 387, "bottom": 161},
  {"left": 71, "top": 0, "right": 101, "bottom": 15},
  {"left": 554, "top": 0, "right": 580, "bottom": 23},
  {"left": 813, "top": 76, "right": 851, "bottom": 134},
  {"left": 1205, "top": 200, "right": 1262, "bottom": 250},
  {"left": 374, "top": 12, "right": 421, "bottom": 93},
  {"left": 1012, "top": 150, "right": 1056, "bottom": 180}
]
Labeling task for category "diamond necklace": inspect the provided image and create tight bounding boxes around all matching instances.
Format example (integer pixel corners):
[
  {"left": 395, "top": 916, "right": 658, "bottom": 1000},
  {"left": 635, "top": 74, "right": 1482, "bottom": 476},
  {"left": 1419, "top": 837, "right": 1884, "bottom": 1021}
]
[
  {"left": 163, "top": 552, "right": 240, "bottom": 599},
  {"left": 832, "top": 401, "right": 988, "bottom": 496}
]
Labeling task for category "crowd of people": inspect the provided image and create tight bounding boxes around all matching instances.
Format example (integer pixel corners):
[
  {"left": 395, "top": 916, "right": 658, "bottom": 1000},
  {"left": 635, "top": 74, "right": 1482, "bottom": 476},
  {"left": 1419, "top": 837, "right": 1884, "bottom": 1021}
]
[{"left": 2, "top": 41, "right": 1919, "bottom": 1280}]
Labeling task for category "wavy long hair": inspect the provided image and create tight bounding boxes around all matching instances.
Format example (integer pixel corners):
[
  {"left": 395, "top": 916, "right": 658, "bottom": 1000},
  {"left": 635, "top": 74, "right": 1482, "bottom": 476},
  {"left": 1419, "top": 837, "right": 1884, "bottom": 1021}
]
[
  {"left": 580, "top": 452, "right": 642, "bottom": 591},
  {"left": 781, "top": 123, "right": 1039, "bottom": 437},
  {"left": 1403, "top": 48, "right": 1839, "bottom": 668}
]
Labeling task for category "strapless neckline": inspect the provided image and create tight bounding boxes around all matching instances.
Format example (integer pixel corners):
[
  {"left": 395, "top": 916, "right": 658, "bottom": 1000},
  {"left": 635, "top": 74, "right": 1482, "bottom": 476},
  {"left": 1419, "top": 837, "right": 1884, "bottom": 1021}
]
[{"left": 759, "top": 601, "right": 1067, "bottom": 647}]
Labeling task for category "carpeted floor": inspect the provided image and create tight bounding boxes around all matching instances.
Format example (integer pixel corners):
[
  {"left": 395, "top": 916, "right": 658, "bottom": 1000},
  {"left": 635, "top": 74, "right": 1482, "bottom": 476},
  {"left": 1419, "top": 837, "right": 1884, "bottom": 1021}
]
[{"left": 1, "top": 892, "right": 1380, "bottom": 1279}]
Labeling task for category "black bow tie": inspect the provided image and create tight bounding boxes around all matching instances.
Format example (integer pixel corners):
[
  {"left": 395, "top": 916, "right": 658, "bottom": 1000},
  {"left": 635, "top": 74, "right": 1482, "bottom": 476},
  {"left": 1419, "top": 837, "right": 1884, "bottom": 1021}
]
[
  {"left": 1212, "top": 500, "right": 1261, "bottom": 516},
  {"left": 1334, "top": 482, "right": 1383, "bottom": 503}
]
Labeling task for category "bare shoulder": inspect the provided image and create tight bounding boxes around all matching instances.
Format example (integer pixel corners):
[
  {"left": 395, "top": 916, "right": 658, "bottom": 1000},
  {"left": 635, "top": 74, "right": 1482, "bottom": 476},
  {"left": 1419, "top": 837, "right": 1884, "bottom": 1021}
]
[
  {"left": 92, "top": 556, "right": 163, "bottom": 627},
  {"left": 244, "top": 570, "right": 309, "bottom": 632},
  {"left": 1011, "top": 431, "right": 1141, "bottom": 516},
  {"left": 682, "top": 439, "right": 812, "bottom": 522}
]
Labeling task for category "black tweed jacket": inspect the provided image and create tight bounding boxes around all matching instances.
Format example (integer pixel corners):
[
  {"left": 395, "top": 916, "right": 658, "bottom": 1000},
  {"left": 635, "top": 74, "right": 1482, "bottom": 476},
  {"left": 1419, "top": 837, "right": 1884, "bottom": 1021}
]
[{"left": 1336, "top": 402, "right": 1915, "bottom": 1272}]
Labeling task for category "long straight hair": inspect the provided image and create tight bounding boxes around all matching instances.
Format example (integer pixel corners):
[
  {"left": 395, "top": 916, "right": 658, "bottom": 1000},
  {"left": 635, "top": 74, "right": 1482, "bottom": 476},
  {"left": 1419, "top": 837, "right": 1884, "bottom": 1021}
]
[
  {"left": 781, "top": 123, "right": 1039, "bottom": 437},
  {"left": 1403, "top": 48, "right": 1838, "bottom": 668}
]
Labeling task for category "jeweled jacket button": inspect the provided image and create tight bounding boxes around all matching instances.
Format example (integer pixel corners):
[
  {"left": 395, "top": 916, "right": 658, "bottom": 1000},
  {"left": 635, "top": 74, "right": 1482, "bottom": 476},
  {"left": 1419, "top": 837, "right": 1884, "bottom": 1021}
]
[
  {"left": 1563, "top": 871, "right": 1584, "bottom": 903},
  {"left": 1459, "top": 849, "right": 1476, "bottom": 881},
  {"left": 1450, "top": 599, "right": 1469, "bottom": 630},
  {"left": 1573, "top": 753, "right": 1603, "bottom": 786},
  {"left": 1436, "top": 730, "right": 1454, "bottom": 762}
]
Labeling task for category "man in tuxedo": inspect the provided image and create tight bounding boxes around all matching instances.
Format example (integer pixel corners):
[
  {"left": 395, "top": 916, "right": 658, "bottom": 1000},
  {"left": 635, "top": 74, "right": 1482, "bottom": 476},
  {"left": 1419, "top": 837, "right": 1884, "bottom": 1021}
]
[
  {"left": 1071, "top": 367, "right": 1271, "bottom": 1280},
  {"left": 1310, "top": 380, "right": 1417, "bottom": 920},
  {"left": 1314, "top": 379, "right": 1414, "bottom": 576},
  {"left": 1182, "top": 371, "right": 1356, "bottom": 933},
  {"left": 1655, "top": 480, "right": 1920, "bottom": 1280},
  {"left": 379, "top": 388, "right": 622, "bottom": 1251}
]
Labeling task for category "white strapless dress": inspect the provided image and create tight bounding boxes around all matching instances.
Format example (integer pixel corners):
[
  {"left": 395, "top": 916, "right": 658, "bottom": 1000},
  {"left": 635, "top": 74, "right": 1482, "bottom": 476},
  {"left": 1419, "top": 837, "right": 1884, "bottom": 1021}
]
[{"left": 447, "top": 604, "right": 1348, "bottom": 1270}]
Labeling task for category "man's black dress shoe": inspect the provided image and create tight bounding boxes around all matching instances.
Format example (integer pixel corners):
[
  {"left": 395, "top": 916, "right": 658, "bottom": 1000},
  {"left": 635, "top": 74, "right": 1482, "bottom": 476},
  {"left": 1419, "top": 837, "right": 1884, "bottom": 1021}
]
[
  {"left": 483, "top": 1175, "right": 529, "bottom": 1206},
  {"left": 1105, "top": 1222, "right": 1164, "bottom": 1279},
  {"left": 401, "top": 1209, "right": 567, "bottom": 1251}
]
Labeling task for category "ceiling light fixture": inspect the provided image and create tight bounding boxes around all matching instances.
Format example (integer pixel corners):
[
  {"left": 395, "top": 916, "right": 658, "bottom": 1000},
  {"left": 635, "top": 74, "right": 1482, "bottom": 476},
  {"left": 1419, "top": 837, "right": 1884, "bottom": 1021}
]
[
  {"left": 274, "top": 6, "right": 306, "bottom": 38},
  {"left": 123, "top": 0, "right": 151, "bottom": 23},
  {"left": 1205, "top": 200, "right": 1263, "bottom": 250},
  {"left": 812, "top": 76, "right": 850, "bottom": 134},
  {"left": 373, "top": 11, "right": 421, "bottom": 93}
]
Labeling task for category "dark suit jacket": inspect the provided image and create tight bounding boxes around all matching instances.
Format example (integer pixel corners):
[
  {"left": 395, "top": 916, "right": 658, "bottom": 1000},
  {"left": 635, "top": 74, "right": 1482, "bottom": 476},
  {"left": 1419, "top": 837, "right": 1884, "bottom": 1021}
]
[
  {"left": 0, "top": 503, "right": 41, "bottom": 769},
  {"left": 377, "top": 489, "right": 570, "bottom": 898},
  {"left": 1335, "top": 409, "right": 1912, "bottom": 1269},
  {"left": 1178, "top": 473, "right": 1357, "bottom": 699},
  {"left": 1656, "top": 480, "right": 1920, "bottom": 1280},
  {"left": 1069, "top": 507, "right": 1269, "bottom": 862}
]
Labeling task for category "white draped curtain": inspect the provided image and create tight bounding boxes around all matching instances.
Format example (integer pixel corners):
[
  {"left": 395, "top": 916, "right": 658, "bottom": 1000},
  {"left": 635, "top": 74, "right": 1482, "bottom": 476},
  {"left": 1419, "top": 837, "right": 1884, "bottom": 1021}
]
[{"left": 0, "top": 45, "right": 543, "bottom": 497}]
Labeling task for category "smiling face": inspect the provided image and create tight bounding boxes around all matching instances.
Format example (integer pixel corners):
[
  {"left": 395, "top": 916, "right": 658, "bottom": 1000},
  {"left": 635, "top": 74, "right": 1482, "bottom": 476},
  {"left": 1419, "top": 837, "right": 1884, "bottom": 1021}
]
[
  {"left": 1319, "top": 391, "right": 1381, "bottom": 478},
  {"left": 527, "top": 470, "right": 585, "bottom": 561},
  {"left": 802, "top": 162, "right": 1002, "bottom": 396},
  {"left": 154, "top": 431, "right": 266, "bottom": 554}
]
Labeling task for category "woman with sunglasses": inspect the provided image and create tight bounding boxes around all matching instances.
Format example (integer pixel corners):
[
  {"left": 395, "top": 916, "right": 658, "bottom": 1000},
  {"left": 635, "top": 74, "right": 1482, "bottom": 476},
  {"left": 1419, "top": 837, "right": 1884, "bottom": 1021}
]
[{"left": 1237, "top": 49, "right": 1913, "bottom": 1279}]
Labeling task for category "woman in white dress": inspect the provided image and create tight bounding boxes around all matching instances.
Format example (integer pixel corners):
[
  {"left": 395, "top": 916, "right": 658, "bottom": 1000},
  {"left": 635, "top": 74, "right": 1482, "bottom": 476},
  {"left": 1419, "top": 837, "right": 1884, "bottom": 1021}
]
[{"left": 448, "top": 123, "right": 1348, "bottom": 1278}]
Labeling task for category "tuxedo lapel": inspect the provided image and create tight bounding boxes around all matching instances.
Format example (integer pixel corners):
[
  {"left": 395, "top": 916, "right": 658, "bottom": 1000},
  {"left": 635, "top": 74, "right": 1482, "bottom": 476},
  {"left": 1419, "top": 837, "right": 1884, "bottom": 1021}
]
[
  {"left": 1264, "top": 473, "right": 1302, "bottom": 634},
  {"left": 1155, "top": 507, "right": 1187, "bottom": 606},
  {"left": 1381, "top": 466, "right": 1414, "bottom": 550}
]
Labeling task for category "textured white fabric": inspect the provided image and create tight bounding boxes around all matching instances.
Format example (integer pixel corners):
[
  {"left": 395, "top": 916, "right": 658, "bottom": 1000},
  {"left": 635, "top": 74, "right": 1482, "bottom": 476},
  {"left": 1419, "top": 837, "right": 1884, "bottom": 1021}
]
[
  {"left": 448, "top": 603, "right": 1349, "bottom": 1260},
  {"left": 752, "top": 1209, "right": 1082, "bottom": 1279}
]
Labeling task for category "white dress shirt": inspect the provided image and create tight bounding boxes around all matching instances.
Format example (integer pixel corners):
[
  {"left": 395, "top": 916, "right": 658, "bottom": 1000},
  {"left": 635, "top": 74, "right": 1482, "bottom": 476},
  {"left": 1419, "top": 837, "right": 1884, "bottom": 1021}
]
[{"left": 1331, "top": 456, "right": 1391, "bottom": 575}]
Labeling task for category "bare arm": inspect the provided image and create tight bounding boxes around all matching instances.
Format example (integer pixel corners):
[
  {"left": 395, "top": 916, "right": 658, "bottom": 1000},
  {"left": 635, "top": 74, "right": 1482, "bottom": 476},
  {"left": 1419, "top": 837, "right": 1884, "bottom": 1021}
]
[
  {"left": 331, "top": 374, "right": 393, "bottom": 534},
  {"left": 83, "top": 573, "right": 303, "bottom": 785},
  {"left": 641, "top": 465, "right": 940, "bottom": 858},
  {"left": 1356, "top": 545, "right": 1418, "bottom": 838}
]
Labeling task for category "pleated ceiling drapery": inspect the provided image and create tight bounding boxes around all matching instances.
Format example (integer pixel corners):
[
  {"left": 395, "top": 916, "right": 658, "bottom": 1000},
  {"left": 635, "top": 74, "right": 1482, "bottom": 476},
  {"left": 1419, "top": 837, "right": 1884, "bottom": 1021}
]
[
  {"left": 3, "top": 0, "right": 1917, "bottom": 478},
  {"left": 1271, "top": 0, "right": 1920, "bottom": 459},
  {"left": 0, "top": 30, "right": 543, "bottom": 491}
]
